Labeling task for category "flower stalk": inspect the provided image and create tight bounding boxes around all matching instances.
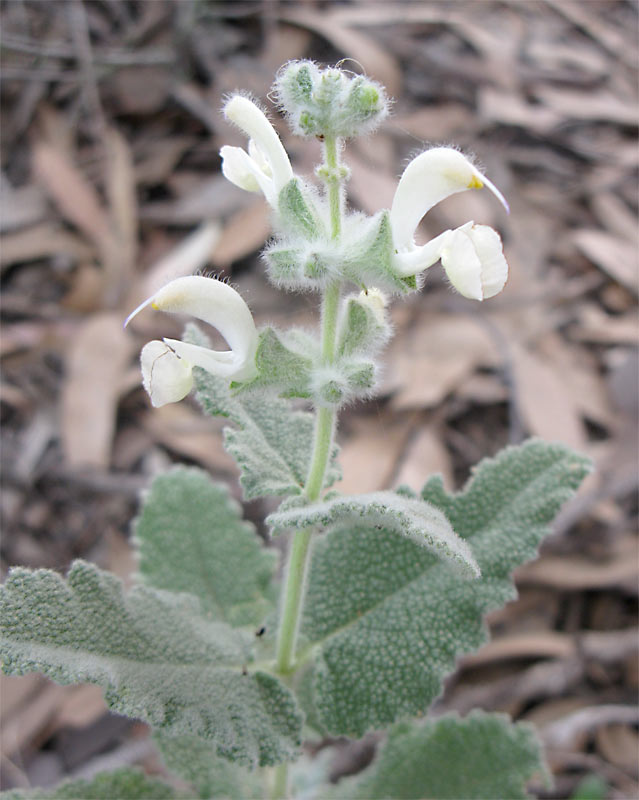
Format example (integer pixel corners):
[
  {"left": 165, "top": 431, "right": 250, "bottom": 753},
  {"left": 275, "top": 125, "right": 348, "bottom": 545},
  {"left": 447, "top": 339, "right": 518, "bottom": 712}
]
[{"left": 274, "top": 136, "right": 344, "bottom": 684}]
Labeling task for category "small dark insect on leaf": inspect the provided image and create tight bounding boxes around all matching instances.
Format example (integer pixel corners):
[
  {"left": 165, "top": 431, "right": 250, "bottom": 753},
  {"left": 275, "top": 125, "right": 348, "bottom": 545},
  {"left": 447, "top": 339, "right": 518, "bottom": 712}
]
[{"left": 256, "top": 626, "right": 266, "bottom": 637}]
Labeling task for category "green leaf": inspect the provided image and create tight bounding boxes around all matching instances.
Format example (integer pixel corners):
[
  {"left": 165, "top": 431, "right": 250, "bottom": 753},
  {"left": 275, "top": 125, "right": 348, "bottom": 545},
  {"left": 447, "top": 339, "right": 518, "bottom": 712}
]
[
  {"left": 334, "top": 712, "right": 548, "bottom": 800},
  {"left": 155, "top": 733, "right": 262, "bottom": 800},
  {"left": 134, "top": 466, "right": 276, "bottom": 627},
  {"left": 0, "top": 769, "right": 177, "bottom": 800},
  {"left": 343, "top": 212, "right": 418, "bottom": 294},
  {"left": 185, "top": 323, "right": 340, "bottom": 500},
  {"left": 302, "top": 440, "right": 591, "bottom": 736},
  {"left": 267, "top": 491, "right": 480, "bottom": 577},
  {"left": 277, "top": 179, "right": 323, "bottom": 239},
  {"left": 233, "top": 327, "right": 314, "bottom": 399},
  {"left": 0, "top": 561, "right": 302, "bottom": 767}
]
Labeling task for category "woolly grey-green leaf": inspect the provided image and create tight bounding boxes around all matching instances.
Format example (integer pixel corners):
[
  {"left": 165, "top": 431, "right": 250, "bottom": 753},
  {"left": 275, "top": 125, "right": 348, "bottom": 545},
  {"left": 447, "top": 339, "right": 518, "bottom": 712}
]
[
  {"left": 343, "top": 212, "right": 419, "bottom": 294},
  {"left": 267, "top": 491, "right": 480, "bottom": 577},
  {"left": 233, "top": 327, "right": 313, "bottom": 399},
  {"left": 155, "top": 733, "right": 262, "bottom": 800},
  {"left": 0, "top": 561, "right": 302, "bottom": 767},
  {"left": 0, "top": 768, "right": 178, "bottom": 800},
  {"left": 334, "top": 711, "right": 548, "bottom": 799},
  {"left": 134, "top": 467, "right": 275, "bottom": 627},
  {"left": 184, "top": 324, "right": 340, "bottom": 499},
  {"left": 336, "top": 294, "right": 390, "bottom": 358},
  {"left": 303, "top": 440, "right": 591, "bottom": 736},
  {"left": 277, "top": 178, "right": 323, "bottom": 239}
]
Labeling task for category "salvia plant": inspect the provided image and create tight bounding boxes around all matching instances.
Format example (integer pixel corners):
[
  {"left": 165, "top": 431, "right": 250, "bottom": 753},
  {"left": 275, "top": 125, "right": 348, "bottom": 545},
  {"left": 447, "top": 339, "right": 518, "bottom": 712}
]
[{"left": 1, "top": 62, "right": 592, "bottom": 800}]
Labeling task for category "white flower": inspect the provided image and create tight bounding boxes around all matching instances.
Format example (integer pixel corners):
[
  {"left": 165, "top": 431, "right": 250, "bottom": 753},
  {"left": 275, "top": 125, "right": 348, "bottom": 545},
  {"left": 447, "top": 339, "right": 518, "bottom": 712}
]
[
  {"left": 389, "top": 147, "right": 509, "bottom": 300},
  {"left": 220, "top": 95, "right": 293, "bottom": 208},
  {"left": 439, "top": 222, "right": 508, "bottom": 301},
  {"left": 125, "top": 276, "right": 259, "bottom": 407}
]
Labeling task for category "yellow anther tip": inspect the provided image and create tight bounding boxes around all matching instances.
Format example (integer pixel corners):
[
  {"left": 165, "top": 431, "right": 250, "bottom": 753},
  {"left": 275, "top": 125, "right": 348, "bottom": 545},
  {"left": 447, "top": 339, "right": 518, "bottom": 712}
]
[{"left": 468, "top": 175, "right": 484, "bottom": 190}]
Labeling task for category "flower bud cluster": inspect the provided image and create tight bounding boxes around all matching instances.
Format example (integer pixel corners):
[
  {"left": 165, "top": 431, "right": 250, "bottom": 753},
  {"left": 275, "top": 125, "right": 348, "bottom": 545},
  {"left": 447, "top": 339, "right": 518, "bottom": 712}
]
[{"left": 274, "top": 61, "right": 389, "bottom": 140}]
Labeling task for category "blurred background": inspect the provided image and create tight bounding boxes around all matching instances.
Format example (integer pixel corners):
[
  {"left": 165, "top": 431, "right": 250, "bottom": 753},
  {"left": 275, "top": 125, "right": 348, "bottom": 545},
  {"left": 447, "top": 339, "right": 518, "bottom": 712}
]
[{"left": 1, "top": 1, "right": 637, "bottom": 797}]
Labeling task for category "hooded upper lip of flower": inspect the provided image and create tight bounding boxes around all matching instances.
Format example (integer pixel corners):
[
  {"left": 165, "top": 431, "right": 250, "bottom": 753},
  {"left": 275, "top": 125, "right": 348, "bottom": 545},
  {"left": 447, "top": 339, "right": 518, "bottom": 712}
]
[
  {"left": 220, "top": 95, "right": 293, "bottom": 208},
  {"left": 388, "top": 147, "right": 510, "bottom": 300},
  {"left": 125, "top": 275, "right": 259, "bottom": 407}
]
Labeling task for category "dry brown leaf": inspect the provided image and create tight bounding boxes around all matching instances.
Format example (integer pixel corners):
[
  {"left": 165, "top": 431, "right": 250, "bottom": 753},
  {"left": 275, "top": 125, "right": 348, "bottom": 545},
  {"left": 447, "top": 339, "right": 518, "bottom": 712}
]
[
  {"left": 390, "top": 105, "right": 475, "bottom": 143},
  {"left": 536, "top": 86, "right": 639, "bottom": 126},
  {"left": 140, "top": 221, "right": 222, "bottom": 299},
  {"left": 141, "top": 404, "right": 237, "bottom": 476},
  {"left": 210, "top": 202, "right": 271, "bottom": 268},
  {"left": 462, "top": 632, "right": 575, "bottom": 668},
  {"left": 347, "top": 154, "right": 397, "bottom": 214},
  {"left": 524, "top": 696, "right": 593, "bottom": 732},
  {"left": 456, "top": 373, "right": 508, "bottom": 404},
  {"left": 0, "top": 223, "right": 94, "bottom": 269},
  {"left": 572, "top": 229, "right": 638, "bottom": 294},
  {"left": 134, "top": 136, "right": 195, "bottom": 185},
  {"left": 386, "top": 314, "right": 498, "bottom": 410},
  {"left": 394, "top": 426, "right": 453, "bottom": 490},
  {"left": 591, "top": 192, "right": 639, "bottom": 245},
  {"left": 479, "top": 87, "right": 560, "bottom": 133},
  {"left": 1, "top": 682, "right": 67, "bottom": 757},
  {"left": 335, "top": 414, "right": 412, "bottom": 495},
  {"left": 62, "top": 263, "right": 106, "bottom": 313},
  {"left": 535, "top": 331, "right": 613, "bottom": 426},
  {"left": 543, "top": 0, "right": 636, "bottom": 68},
  {"left": 510, "top": 343, "right": 587, "bottom": 449},
  {"left": 517, "top": 541, "right": 639, "bottom": 590},
  {"left": 0, "top": 674, "right": 45, "bottom": 722},
  {"left": 62, "top": 313, "right": 134, "bottom": 468},
  {"left": 262, "top": 23, "right": 312, "bottom": 74},
  {"left": 542, "top": 704, "right": 639, "bottom": 751},
  {"left": 0, "top": 178, "right": 48, "bottom": 233},
  {"left": 596, "top": 724, "right": 639, "bottom": 771},
  {"left": 105, "top": 127, "right": 138, "bottom": 285},
  {"left": 571, "top": 305, "right": 639, "bottom": 347},
  {"left": 141, "top": 177, "right": 249, "bottom": 226},
  {"left": 52, "top": 684, "right": 106, "bottom": 730},
  {"left": 280, "top": 9, "right": 402, "bottom": 96},
  {"left": 32, "top": 141, "right": 112, "bottom": 251}
]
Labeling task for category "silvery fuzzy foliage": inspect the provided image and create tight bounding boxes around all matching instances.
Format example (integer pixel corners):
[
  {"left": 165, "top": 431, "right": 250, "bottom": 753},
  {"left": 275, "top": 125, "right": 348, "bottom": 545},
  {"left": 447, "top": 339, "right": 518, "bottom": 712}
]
[
  {"left": 300, "top": 440, "right": 591, "bottom": 736},
  {"left": 155, "top": 733, "right": 262, "bottom": 800},
  {"left": 333, "top": 711, "right": 548, "bottom": 800},
  {"left": 0, "top": 769, "right": 178, "bottom": 800},
  {"left": 274, "top": 61, "right": 389, "bottom": 140},
  {"left": 264, "top": 210, "right": 418, "bottom": 296},
  {"left": 134, "top": 466, "right": 276, "bottom": 627},
  {"left": 266, "top": 490, "right": 480, "bottom": 578},
  {"left": 184, "top": 324, "right": 341, "bottom": 499},
  {"left": 233, "top": 327, "right": 316, "bottom": 399},
  {"left": 0, "top": 559, "right": 302, "bottom": 767}
]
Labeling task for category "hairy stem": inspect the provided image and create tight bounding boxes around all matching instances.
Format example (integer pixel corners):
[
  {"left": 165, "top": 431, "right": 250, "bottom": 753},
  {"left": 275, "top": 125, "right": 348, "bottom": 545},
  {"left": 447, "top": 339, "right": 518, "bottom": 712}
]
[
  {"left": 272, "top": 134, "right": 344, "bottom": 797},
  {"left": 270, "top": 762, "right": 289, "bottom": 800}
]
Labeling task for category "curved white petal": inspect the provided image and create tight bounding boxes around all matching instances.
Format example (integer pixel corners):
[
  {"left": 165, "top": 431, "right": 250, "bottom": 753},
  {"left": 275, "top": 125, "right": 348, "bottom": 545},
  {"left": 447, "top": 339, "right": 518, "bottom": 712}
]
[
  {"left": 393, "top": 229, "right": 452, "bottom": 277},
  {"left": 390, "top": 148, "right": 509, "bottom": 252},
  {"left": 440, "top": 223, "right": 508, "bottom": 301},
  {"left": 163, "top": 338, "right": 254, "bottom": 380},
  {"left": 223, "top": 96, "right": 293, "bottom": 199},
  {"left": 129, "top": 276, "right": 259, "bottom": 406},
  {"left": 219, "top": 145, "right": 263, "bottom": 193},
  {"left": 151, "top": 276, "right": 259, "bottom": 376},
  {"left": 464, "top": 224, "right": 508, "bottom": 299},
  {"left": 141, "top": 340, "right": 194, "bottom": 408}
]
